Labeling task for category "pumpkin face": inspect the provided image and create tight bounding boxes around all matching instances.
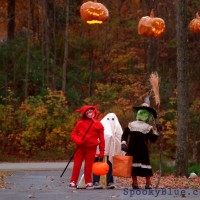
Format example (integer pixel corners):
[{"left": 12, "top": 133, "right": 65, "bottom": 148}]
[
  {"left": 80, "top": 1, "right": 109, "bottom": 25},
  {"left": 189, "top": 12, "right": 200, "bottom": 33},
  {"left": 138, "top": 9, "right": 166, "bottom": 37},
  {"left": 92, "top": 162, "right": 109, "bottom": 175}
]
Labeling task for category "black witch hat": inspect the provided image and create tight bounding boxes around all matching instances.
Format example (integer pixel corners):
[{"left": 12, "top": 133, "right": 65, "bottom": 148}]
[{"left": 133, "top": 97, "right": 157, "bottom": 119}]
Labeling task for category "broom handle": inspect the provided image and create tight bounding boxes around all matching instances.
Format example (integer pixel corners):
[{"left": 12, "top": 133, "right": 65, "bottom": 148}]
[
  {"left": 155, "top": 104, "right": 163, "bottom": 188},
  {"left": 99, "top": 156, "right": 107, "bottom": 188}
]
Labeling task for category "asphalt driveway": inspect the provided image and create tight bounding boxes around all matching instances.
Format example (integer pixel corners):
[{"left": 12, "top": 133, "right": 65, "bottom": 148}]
[{"left": 0, "top": 162, "right": 200, "bottom": 200}]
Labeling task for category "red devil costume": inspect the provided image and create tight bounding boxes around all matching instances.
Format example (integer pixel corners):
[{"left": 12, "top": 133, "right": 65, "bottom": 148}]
[{"left": 69, "top": 105, "right": 105, "bottom": 189}]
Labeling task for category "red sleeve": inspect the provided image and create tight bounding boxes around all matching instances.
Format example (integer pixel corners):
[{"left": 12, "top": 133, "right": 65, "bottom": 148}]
[{"left": 71, "top": 121, "right": 82, "bottom": 145}]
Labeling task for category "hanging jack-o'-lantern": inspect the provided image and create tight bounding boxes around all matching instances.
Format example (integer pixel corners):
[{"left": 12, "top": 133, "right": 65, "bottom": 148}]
[
  {"left": 92, "top": 162, "right": 109, "bottom": 175},
  {"left": 80, "top": 0, "right": 109, "bottom": 25},
  {"left": 189, "top": 12, "right": 200, "bottom": 33},
  {"left": 138, "top": 9, "right": 166, "bottom": 37}
]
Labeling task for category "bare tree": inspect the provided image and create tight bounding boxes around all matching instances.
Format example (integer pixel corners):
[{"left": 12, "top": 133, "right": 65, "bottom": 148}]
[
  {"left": 25, "top": 0, "right": 31, "bottom": 98},
  {"left": 62, "top": 0, "right": 69, "bottom": 95},
  {"left": 175, "top": 0, "right": 189, "bottom": 176},
  {"left": 41, "top": 0, "right": 55, "bottom": 90},
  {"left": 30, "top": 0, "right": 40, "bottom": 41},
  {"left": 7, "top": 0, "right": 15, "bottom": 40},
  {"left": 41, "top": 0, "right": 49, "bottom": 88}
]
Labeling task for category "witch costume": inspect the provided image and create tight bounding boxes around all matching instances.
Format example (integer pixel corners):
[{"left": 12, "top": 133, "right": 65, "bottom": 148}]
[{"left": 121, "top": 102, "right": 160, "bottom": 189}]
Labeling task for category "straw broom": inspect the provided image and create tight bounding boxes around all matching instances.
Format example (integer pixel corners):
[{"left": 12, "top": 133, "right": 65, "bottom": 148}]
[
  {"left": 149, "top": 72, "right": 162, "bottom": 188},
  {"left": 149, "top": 72, "right": 160, "bottom": 108}
]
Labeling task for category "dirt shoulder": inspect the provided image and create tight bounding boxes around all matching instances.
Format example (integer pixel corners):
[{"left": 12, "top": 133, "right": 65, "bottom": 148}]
[
  {"left": 0, "top": 172, "right": 11, "bottom": 189},
  {"left": 0, "top": 177, "right": 3, "bottom": 188}
]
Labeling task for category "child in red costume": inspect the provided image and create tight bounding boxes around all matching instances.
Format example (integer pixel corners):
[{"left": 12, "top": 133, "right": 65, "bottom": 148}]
[{"left": 69, "top": 105, "right": 105, "bottom": 189}]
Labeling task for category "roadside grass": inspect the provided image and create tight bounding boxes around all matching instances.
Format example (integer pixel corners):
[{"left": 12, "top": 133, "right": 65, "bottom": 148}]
[
  {"left": 0, "top": 148, "right": 70, "bottom": 162},
  {"left": 151, "top": 155, "right": 200, "bottom": 176}
]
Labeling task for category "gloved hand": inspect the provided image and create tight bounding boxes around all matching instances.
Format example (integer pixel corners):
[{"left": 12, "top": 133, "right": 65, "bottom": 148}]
[
  {"left": 156, "top": 122, "right": 162, "bottom": 132},
  {"left": 96, "top": 151, "right": 104, "bottom": 158},
  {"left": 121, "top": 143, "right": 128, "bottom": 152},
  {"left": 76, "top": 137, "right": 83, "bottom": 145}
]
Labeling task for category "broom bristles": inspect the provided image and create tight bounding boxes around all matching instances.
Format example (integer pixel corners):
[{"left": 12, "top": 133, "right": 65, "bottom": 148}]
[{"left": 150, "top": 72, "right": 160, "bottom": 107}]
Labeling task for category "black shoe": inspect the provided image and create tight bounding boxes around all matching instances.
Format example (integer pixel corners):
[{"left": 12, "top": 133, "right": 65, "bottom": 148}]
[
  {"left": 132, "top": 184, "right": 140, "bottom": 189},
  {"left": 107, "top": 183, "right": 115, "bottom": 189},
  {"left": 93, "top": 182, "right": 103, "bottom": 189},
  {"left": 145, "top": 185, "right": 152, "bottom": 189}
]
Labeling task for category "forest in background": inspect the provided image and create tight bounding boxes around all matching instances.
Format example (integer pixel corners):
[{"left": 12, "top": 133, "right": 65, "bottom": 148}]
[{"left": 0, "top": 0, "right": 200, "bottom": 169}]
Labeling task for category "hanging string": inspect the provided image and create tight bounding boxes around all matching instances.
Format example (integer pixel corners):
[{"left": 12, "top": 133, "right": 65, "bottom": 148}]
[
  {"left": 151, "top": 0, "right": 157, "bottom": 15},
  {"left": 149, "top": 0, "right": 155, "bottom": 11}
]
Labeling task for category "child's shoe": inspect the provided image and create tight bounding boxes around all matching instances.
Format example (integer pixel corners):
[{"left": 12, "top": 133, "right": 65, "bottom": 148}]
[
  {"left": 69, "top": 181, "right": 77, "bottom": 189},
  {"left": 132, "top": 184, "right": 140, "bottom": 189},
  {"left": 145, "top": 185, "right": 152, "bottom": 189},
  {"left": 107, "top": 182, "right": 115, "bottom": 189},
  {"left": 86, "top": 182, "right": 94, "bottom": 189},
  {"left": 93, "top": 182, "right": 103, "bottom": 189}
]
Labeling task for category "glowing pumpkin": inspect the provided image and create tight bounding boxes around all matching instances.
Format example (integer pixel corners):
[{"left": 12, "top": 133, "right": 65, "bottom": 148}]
[
  {"left": 92, "top": 162, "right": 109, "bottom": 175},
  {"left": 189, "top": 12, "right": 200, "bottom": 33},
  {"left": 138, "top": 9, "right": 166, "bottom": 37},
  {"left": 80, "top": 0, "right": 109, "bottom": 25}
]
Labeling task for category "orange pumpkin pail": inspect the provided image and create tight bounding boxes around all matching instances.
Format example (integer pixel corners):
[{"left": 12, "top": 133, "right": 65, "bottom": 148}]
[{"left": 92, "top": 162, "right": 109, "bottom": 176}]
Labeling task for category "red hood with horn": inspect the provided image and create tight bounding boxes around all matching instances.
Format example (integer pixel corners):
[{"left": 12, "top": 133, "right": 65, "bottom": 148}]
[{"left": 75, "top": 105, "right": 99, "bottom": 119}]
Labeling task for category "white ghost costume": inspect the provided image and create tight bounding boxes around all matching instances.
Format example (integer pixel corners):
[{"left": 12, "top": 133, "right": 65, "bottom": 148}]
[{"left": 97, "top": 113, "right": 125, "bottom": 163}]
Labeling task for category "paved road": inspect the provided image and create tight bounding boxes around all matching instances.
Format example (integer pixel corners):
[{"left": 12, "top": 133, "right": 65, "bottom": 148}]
[
  {"left": 0, "top": 162, "right": 73, "bottom": 171},
  {"left": 0, "top": 162, "right": 200, "bottom": 200}
]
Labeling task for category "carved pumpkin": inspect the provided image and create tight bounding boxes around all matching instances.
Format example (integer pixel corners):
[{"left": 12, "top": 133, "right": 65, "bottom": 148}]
[
  {"left": 80, "top": 0, "right": 109, "bottom": 25},
  {"left": 92, "top": 162, "right": 109, "bottom": 175},
  {"left": 189, "top": 12, "right": 200, "bottom": 33},
  {"left": 138, "top": 9, "right": 166, "bottom": 37}
]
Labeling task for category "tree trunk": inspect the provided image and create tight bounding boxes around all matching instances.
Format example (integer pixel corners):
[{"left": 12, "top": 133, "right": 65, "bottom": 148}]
[
  {"left": 52, "top": 0, "right": 57, "bottom": 91},
  {"left": 46, "top": 0, "right": 56, "bottom": 90},
  {"left": 62, "top": 0, "right": 69, "bottom": 95},
  {"left": 192, "top": 141, "right": 200, "bottom": 165},
  {"left": 41, "top": 0, "right": 50, "bottom": 89},
  {"left": 25, "top": 0, "right": 31, "bottom": 98},
  {"left": 30, "top": 0, "right": 40, "bottom": 42},
  {"left": 175, "top": 0, "right": 189, "bottom": 177},
  {"left": 7, "top": 0, "right": 15, "bottom": 40},
  {"left": 88, "top": 49, "right": 94, "bottom": 97}
]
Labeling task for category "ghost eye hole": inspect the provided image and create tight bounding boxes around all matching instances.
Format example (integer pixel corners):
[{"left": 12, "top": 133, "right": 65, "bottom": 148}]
[
  {"left": 112, "top": 118, "right": 114, "bottom": 120},
  {"left": 107, "top": 118, "right": 109, "bottom": 120}
]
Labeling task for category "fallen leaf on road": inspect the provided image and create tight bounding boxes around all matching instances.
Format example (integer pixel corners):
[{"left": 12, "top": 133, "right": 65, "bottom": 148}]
[{"left": 116, "top": 173, "right": 200, "bottom": 189}]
